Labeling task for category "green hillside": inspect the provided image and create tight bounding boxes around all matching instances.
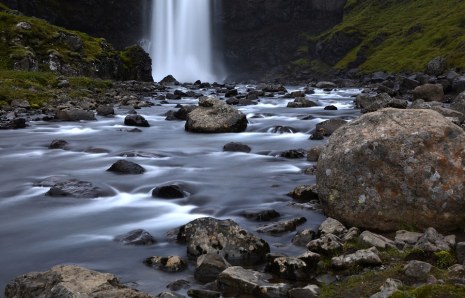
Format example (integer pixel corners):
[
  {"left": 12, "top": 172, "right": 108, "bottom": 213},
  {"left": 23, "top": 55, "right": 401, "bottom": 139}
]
[{"left": 301, "top": 0, "right": 465, "bottom": 74}]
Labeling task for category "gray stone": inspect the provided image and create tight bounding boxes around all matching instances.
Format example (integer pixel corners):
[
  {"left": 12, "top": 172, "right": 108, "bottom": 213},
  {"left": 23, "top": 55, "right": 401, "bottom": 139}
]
[
  {"left": 256, "top": 217, "right": 306, "bottom": 235},
  {"left": 287, "top": 185, "right": 318, "bottom": 202},
  {"left": 194, "top": 253, "right": 231, "bottom": 283},
  {"left": 413, "top": 84, "right": 445, "bottom": 102},
  {"left": 317, "top": 108, "right": 465, "bottom": 232},
  {"left": 332, "top": 247, "right": 382, "bottom": 269},
  {"left": 265, "top": 257, "right": 312, "bottom": 280},
  {"left": 456, "top": 242, "right": 465, "bottom": 264},
  {"left": 56, "top": 108, "right": 96, "bottom": 121},
  {"left": 46, "top": 178, "right": 113, "bottom": 199},
  {"left": 315, "top": 119, "right": 347, "bottom": 136},
  {"left": 316, "top": 81, "right": 337, "bottom": 89},
  {"left": 4, "top": 265, "right": 152, "bottom": 298},
  {"left": 107, "top": 160, "right": 145, "bottom": 175},
  {"left": 288, "top": 285, "right": 320, "bottom": 298},
  {"left": 395, "top": 230, "right": 423, "bottom": 248},
  {"left": 177, "top": 217, "right": 270, "bottom": 265},
  {"left": 307, "top": 233, "right": 343, "bottom": 254},
  {"left": 342, "top": 227, "right": 360, "bottom": 242},
  {"left": 114, "top": 229, "right": 156, "bottom": 245},
  {"left": 319, "top": 217, "right": 347, "bottom": 238},
  {"left": 124, "top": 114, "right": 150, "bottom": 127},
  {"left": 355, "top": 93, "right": 407, "bottom": 113},
  {"left": 292, "top": 229, "right": 316, "bottom": 247},
  {"left": 185, "top": 96, "right": 247, "bottom": 133},
  {"left": 217, "top": 266, "right": 290, "bottom": 298},
  {"left": 404, "top": 260, "right": 432, "bottom": 281},
  {"left": 287, "top": 97, "right": 318, "bottom": 108},
  {"left": 370, "top": 278, "right": 403, "bottom": 298},
  {"left": 359, "top": 231, "right": 395, "bottom": 249},
  {"left": 414, "top": 227, "right": 453, "bottom": 252}
]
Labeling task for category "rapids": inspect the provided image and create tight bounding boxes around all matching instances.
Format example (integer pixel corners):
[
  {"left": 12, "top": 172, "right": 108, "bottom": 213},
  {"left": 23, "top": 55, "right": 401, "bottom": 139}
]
[{"left": 0, "top": 86, "right": 361, "bottom": 294}]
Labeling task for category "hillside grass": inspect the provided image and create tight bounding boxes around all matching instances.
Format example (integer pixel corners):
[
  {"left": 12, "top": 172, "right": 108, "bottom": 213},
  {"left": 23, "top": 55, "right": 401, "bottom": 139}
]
[{"left": 331, "top": 0, "right": 465, "bottom": 72}]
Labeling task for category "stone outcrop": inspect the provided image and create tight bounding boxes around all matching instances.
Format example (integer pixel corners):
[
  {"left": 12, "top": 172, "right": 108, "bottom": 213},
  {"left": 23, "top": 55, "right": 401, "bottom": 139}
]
[
  {"left": 4, "top": 265, "right": 152, "bottom": 298},
  {"left": 317, "top": 108, "right": 465, "bottom": 232}
]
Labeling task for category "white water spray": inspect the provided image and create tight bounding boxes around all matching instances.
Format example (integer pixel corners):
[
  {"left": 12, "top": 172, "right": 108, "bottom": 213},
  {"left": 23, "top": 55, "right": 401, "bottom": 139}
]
[{"left": 149, "top": 0, "right": 221, "bottom": 83}]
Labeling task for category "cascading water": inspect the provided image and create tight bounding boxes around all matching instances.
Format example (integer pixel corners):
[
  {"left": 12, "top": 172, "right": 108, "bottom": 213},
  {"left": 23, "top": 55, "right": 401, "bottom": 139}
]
[{"left": 149, "top": 0, "right": 222, "bottom": 83}]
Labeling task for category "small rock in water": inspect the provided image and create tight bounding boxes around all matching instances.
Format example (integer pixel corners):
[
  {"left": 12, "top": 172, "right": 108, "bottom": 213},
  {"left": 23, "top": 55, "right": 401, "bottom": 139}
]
[
  {"left": 107, "top": 160, "right": 145, "bottom": 175},
  {"left": 257, "top": 217, "right": 307, "bottom": 235},
  {"left": 223, "top": 142, "right": 251, "bottom": 153},
  {"left": 124, "top": 114, "right": 150, "bottom": 127},
  {"left": 46, "top": 178, "right": 112, "bottom": 199},
  {"left": 324, "top": 105, "right": 338, "bottom": 110},
  {"left": 280, "top": 148, "right": 306, "bottom": 159},
  {"left": 240, "top": 209, "right": 280, "bottom": 221},
  {"left": 269, "top": 125, "right": 295, "bottom": 134},
  {"left": 152, "top": 184, "right": 185, "bottom": 199},
  {"left": 288, "top": 185, "right": 318, "bottom": 202},
  {"left": 292, "top": 229, "right": 317, "bottom": 247},
  {"left": 145, "top": 256, "right": 187, "bottom": 272},
  {"left": 194, "top": 253, "right": 231, "bottom": 283},
  {"left": 114, "top": 229, "right": 156, "bottom": 245},
  {"left": 48, "top": 139, "right": 69, "bottom": 149}
]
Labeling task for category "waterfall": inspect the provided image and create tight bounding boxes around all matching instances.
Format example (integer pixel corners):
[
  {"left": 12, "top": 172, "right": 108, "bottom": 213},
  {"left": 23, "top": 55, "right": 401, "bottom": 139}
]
[{"left": 149, "top": 0, "right": 222, "bottom": 83}]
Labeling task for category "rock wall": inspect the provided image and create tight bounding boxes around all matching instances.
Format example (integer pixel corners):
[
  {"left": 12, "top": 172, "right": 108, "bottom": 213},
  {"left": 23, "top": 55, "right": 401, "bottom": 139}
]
[
  {"left": 220, "top": 0, "right": 347, "bottom": 80},
  {"left": 0, "top": 0, "right": 149, "bottom": 50}
]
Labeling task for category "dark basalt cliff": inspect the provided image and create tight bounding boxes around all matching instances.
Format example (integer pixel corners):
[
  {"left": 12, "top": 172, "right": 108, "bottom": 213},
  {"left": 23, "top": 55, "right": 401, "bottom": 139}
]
[
  {"left": 0, "top": 0, "right": 149, "bottom": 50},
  {"left": 220, "top": 0, "right": 347, "bottom": 80}
]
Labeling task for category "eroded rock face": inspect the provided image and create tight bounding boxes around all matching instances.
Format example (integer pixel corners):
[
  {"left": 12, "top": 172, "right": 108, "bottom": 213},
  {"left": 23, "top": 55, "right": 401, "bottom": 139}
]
[
  {"left": 4, "top": 265, "right": 152, "bottom": 298},
  {"left": 317, "top": 108, "right": 465, "bottom": 232},
  {"left": 177, "top": 217, "right": 270, "bottom": 265}
]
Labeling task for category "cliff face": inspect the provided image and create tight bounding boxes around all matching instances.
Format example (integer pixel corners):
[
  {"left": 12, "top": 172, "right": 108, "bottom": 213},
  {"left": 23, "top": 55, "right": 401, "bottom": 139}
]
[
  {"left": 0, "top": 0, "right": 149, "bottom": 50},
  {"left": 220, "top": 0, "right": 347, "bottom": 80}
]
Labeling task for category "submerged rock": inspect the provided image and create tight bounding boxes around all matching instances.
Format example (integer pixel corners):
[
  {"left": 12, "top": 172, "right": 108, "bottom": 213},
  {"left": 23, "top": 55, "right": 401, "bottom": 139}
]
[
  {"left": 145, "top": 255, "right": 187, "bottom": 272},
  {"left": 317, "top": 108, "right": 465, "bottom": 232},
  {"left": 46, "top": 178, "right": 112, "bottom": 198},
  {"left": 256, "top": 217, "right": 306, "bottom": 235},
  {"left": 177, "top": 217, "right": 269, "bottom": 265},
  {"left": 124, "top": 114, "right": 150, "bottom": 127},
  {"left": 185, "top": 96, "right": 247, "bottom": 133},
  {"left": 48, "top": 139, "right": 69, "bottom": 149},
  {"left": 107, "top": 160, "right": 145, "bottom": 175},
  {"left": 114, "top": 229, "right": 156, "bottom": 245},
  {"left": 152, "top": 184, "right": 186, "bottom": 199},
  {"left": 223, "top": 142, "right": 251, "bottom": 153},
  {"left": 4, "top": 265, "right": 151, "bottom": 298}
]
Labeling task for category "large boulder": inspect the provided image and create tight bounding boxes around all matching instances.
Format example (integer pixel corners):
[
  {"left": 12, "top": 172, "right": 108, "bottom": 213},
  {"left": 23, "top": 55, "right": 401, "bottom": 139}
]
[
  {"left": 176, "top": 217, "right": 269, "bottom": 265},
  {"left": 317, "top": 108, "right": 465, "bottom": 232},
  {"left": 4, "top": 265, "right": 151, "bottom": 298},
  {"left": 185, "top": 96, "right": 248, "bottom": 133},
  {"left": 412, "top": 84, "right": 445, "bottom": 102}
]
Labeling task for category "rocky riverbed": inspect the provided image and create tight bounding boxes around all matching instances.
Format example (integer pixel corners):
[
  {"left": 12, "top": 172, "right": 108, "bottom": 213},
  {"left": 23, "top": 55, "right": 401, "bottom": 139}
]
[{"left": 2, "top": 71, "right": 465, "bottom": 297}]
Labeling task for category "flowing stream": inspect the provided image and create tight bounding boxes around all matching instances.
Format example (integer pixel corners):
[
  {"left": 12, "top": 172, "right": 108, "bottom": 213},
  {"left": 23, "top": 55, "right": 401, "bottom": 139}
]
[
  {"left": 0, "top": 86, "right": 360, "bottom": 295},
  {"left": 149, "top": 0, "right": 221, "bottom": 82}
]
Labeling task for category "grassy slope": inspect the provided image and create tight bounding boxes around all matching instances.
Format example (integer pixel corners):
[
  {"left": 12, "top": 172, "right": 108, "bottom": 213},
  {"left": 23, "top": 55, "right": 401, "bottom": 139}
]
[
  {"left": 0, "top": 4, "right": 119, "bottom": 108},
  {"left": 311, "top": 0, "right": 465, "bottom": 73}
]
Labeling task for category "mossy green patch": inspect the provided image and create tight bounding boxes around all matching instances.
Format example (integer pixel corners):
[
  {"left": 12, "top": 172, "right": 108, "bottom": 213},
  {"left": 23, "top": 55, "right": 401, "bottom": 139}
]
[{"left": 392, "top": 284, "right": 465, "bottom": 298}]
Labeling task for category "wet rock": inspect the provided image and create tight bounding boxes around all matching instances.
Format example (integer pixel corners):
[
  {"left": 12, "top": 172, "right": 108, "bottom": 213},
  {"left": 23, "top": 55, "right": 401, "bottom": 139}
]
[
  {"left": 194, "top": 253, "right": 231, "bottom": 283},
  {"left": 223, "top": 142, "right": 251, "bottom": 153},
  {"left": 317, "top": 108, "right": 465, "bottom": 232},
  {"left": 225, "top": 88, "right": 238, "bottom": 97},
  {"left": 324, "top": 105, "right": 338, "bottom": 110},
  {"left": 332, "top": 247, "right": 382, "bottom": 269},
  {"left": 46, "top": 178, "right": 112, "bottom": 199},
  {"left": 292, "top": 229, "right": 316, "bottom": 247},
  {"left": 225, "top": 97, "right": 256, "bottom": 106},
  {"left": 34, "top": 176, "right": 70, "bottom": 187},
  {"left": 370, "top": 278, "right": 403, "bottom": 298},
  {"left": 0, "top": 117, "right": 27, "bottom": 129},
  {"left": 107, "top": 160, "right": 145, "bottom": 175},
  {"left": 187, "top": 289, "right": 221, "bottom": 298},
  {"left": 269, "top": 125, "right": 295, "bottom": 134},
  {"left": 414, "top": 227, "right": 453, "bottom": 252},
  {"left": 359, "top": 231, "right": 396, "bottom": 249},
  {"left": 96, "top": 105, "right": 115, "bottom": 116},
  {"left": 261, "top": 83, "right": 287, "bottom": 93},
  {"left": 145, "top": 256, "right": 187, "bottom": 272},
  {"left": 395, "top": 230, "right": 423, "bottom": 249},
  {"left": 56, "top": 108, "right": 96, "bottom": 121},
  {"left": 315, "top": 119, "right": 347, "bottom": 136},
  {"left": 257, "top": 217, "right": 306, "bottom": 235},
  {"left": 307, "top": 145, "right": 324, "bottom": 162},
  {"left": 160, "top": 75, "right": 179, "bottom": 85},
  {"left": 287, "top": 185, "right": 318, "bottom": 202},
  {"left": 217, "top": 266, "right": 290, "bottom": 298},
  {"left": 307, "top": 233, "right": 343, "bottom": 254},
  {"left": 265, "top": 256, "right": 312, "bottom": 280},
  {"left": 240, "top": 209, "right": 280, "bottom": 221},
  {"left": 4, "top": 265, "right": 151, "bottom": 298},
  {"left": 413, "top": 84, "right": 445, "bottom": 102},
  {"left": 310, "top": 127, "right": 325, "bottom": 140},
  {"left": 287, "top": 97, "right": 318, "bottom": 108},
  {"left": 316, "top": 81, "right": 337, "bottom": 89},
  {"left": 114, "top": 229, "right": 156, "bottom": 245},
  {"left": 280, "top": 148, "right": 306, "bottom": 159},
  {"left": 166, "top": 279, "right": 190, "bottom": 291},
  {"left": 290, "top": 90, "right": 305, "bottom": 98},
  {"left": 48, "top": 139, "right": 69, "bottom": 149},
  {"left": 152, "top": 184, "right": 186, "bottom": 199},
  {"left": 319, "top": 217, "right": 347, "bottom": 238},
  {"left": 177, "top": 217, "right": 270, "bottom": 265},
  {"left": 171, "top": 105, "right": 197, "bottom": 121},
  {"left": 404, "top": 260, "right": 432, "bottom": 281},
  {"left": 124, "top": 114, "right": 150, "bottom": 127},
  {"left": 185, "top": 96, "right": 247, "bottom": 133},
  {"left": 355, "top": 93, "right": 407, "bottom": 113},
  {"left": 288, "top": 284, "right": 320, "bottom": 298},
  {"left": 456, "top": 242, "right": 465, "bottom": 264},
  {"left": 157, "top": 292, "right": 186, "bottom": 298}
]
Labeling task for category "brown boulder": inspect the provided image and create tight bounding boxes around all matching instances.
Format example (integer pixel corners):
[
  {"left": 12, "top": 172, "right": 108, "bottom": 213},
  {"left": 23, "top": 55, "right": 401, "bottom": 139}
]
[
  {"left": 317, "top": 108, "right": 465, "bottom": 232},
  {"left": 412, "top": 84, "right": 445, "bottom": 102}
]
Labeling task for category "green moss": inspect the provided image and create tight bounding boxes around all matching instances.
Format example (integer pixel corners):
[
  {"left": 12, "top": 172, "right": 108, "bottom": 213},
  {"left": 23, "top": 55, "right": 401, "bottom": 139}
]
[
  {"left": 433, "top": 251, "right": 456, "bottom": 269},
  {"left": 313, "top": 0, "right": 465, "bottom": 72},
  {"left": 392, "top": 284, "right": 465, "bottom": 298}
]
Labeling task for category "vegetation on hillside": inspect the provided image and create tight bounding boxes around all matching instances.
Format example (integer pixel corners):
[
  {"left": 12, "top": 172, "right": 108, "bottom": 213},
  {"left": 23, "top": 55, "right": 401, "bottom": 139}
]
[{"left": 294, "top": 0, "right": 465, "bottom": 74}]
